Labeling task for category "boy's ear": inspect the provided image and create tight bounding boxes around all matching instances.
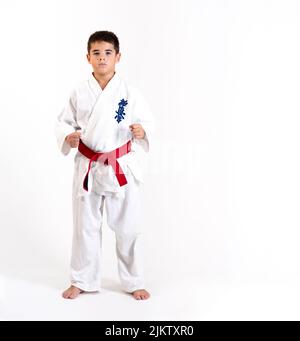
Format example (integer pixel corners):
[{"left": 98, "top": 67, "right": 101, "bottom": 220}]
[
  {"left": 116, "top": 52, "right": 121, "bottom": 63},
  {"left": 86, "top": 53, "right": 91, "bottom": 63}
]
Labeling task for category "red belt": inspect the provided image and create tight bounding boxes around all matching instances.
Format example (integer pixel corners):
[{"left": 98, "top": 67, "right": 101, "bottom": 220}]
[{"left": 78, "top": 139, "right": 131, "bottom": 191}]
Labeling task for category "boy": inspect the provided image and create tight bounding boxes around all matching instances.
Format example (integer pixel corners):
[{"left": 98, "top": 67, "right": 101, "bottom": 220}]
[{"left": 55, "top": 31, "right": 153, "bottom": 300}]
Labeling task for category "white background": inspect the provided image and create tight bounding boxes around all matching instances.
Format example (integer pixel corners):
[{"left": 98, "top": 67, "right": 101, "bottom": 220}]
[{"left": 0, "top": 0, "right": 300, "bottom": 320}]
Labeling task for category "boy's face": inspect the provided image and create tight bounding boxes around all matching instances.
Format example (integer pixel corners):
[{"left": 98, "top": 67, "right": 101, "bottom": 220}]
[{"left": 87, "top": 41, "right": 121, "bottom": 76}]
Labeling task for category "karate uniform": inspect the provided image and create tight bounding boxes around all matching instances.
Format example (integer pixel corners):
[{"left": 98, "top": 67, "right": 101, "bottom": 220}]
[{"left": 55, "top": 72, "right": 153, "bottom": 292}]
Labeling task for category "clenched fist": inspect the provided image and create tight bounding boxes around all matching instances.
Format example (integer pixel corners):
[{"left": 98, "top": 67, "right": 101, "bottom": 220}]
[
  {"left": 129, "top": 124, "right": 145, "bottom": 139},
  {"left": 65, "top": 131, "right": 81, "bottom": 148}
]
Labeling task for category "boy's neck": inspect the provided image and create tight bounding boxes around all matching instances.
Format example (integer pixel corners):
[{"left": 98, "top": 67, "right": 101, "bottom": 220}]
[{"left": 92, "top": 71, "right": 116, "bottom": 90}]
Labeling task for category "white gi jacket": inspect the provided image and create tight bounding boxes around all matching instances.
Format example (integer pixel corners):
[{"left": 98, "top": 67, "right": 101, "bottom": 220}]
[{"left": 55, "top": 72, "right": 154, "bottom": 198}]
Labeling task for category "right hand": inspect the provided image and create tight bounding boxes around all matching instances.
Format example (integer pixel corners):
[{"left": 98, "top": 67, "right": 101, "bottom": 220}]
[{"left": 65, "top": 131, "right": 81, "bottom": 148}]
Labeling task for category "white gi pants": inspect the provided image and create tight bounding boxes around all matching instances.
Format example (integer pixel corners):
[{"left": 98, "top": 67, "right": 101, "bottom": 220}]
[{"left": 70, "top": 172, "right": 145, "bottom": 293}]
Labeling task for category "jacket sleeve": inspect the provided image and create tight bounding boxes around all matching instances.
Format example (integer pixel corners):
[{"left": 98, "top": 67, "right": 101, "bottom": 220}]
[
  {"left": 132, "top": 89, "right": 155, "bottom": 153},
  {"left": 55, "top": 90, "right": 80, "bottom": 156}
]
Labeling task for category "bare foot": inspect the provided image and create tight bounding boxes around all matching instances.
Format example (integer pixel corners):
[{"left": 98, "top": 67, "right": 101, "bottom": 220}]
[
  {"left": 62, "top": 285, "right": 83, "bottom": 299},
  {"left": 131, "top": 289, "right": 150, "bottom": 300}
]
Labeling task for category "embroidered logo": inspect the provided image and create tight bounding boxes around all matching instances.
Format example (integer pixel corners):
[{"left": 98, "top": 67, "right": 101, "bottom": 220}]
[{"left": 114, "top": 99, "right": 128, "bottom": 123}]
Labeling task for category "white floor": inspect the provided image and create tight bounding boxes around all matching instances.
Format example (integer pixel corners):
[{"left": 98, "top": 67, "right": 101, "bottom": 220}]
[{"left": 1, "top": 268, "right": 300, "bottom": 321}]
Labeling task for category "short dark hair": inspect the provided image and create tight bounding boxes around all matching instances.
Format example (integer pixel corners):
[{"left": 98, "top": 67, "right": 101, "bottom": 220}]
[{"left": 87, "top": 31, "right": 120, "bottom": 54}]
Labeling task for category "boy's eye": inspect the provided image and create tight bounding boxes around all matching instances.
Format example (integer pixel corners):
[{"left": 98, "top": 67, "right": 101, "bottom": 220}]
[{"left": 93, "top": 52, "right": 112, "bottom": 56}]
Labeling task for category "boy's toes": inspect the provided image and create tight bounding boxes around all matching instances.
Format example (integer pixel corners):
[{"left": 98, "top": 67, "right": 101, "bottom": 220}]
[
  {"left": 141, "top": 292, "right": 150, "bottom": 300},
  {"left": 132, "top": 289, "right": 150, "bottom": 300},
  {"left": 62, "top": 290, "right": 71, "bottom": 299},
  {"left": 62, "top": 285, "right": 83, "bottom": 299}
]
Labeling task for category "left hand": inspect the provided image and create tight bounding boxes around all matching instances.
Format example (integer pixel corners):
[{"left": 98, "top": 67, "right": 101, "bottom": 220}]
[{"left": 129, "top": 124, "right": 145, "bottom": 139}]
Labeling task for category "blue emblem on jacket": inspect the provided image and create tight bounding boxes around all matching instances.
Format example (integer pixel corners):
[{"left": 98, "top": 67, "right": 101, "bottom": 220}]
[{"left": 114, "top": 98, "right": 128, "bottom": 123}]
